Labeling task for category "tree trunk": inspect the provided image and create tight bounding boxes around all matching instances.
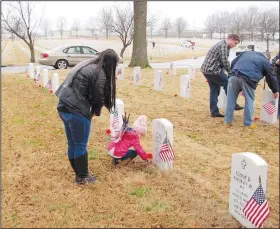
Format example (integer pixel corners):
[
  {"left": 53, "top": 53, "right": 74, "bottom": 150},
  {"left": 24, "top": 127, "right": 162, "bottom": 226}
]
[
  {"left": 120, "top": 45, "right": 127, "bottom": 58},
  {"left": 60, "top": 30, "right": 63, "bottom": 39},
  {"left": 106, "top": 29, "right": 109, "bottom": 39},
  {"left": 30, "top": 46, "right": 35, "bottom": 63},
  {"left": 129, "top": 0, "right": 150, "bottom": 68},
  {"left": 165, "top": 31, "right": 168, "bottom": 39},
  {"left": 266, "top": 39, "right": 269, "bottom": 52}
]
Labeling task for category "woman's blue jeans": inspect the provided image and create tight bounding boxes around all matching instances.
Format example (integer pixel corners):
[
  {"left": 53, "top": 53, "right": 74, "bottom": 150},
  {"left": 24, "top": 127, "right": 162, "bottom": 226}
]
[{"left": 58, "top": 112, "right": 91, "bottom": 160}]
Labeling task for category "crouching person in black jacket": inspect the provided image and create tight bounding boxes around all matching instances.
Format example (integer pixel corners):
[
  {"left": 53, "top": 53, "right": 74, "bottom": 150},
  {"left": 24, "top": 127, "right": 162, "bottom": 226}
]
[{"left": 55, "top": 49, "right": 118, "bottom": 185}]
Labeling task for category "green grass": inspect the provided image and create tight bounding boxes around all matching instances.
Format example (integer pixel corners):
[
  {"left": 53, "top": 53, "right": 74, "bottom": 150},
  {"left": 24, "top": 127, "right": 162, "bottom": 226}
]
[
  {"left": 144, "top": 200, "right": 169, "bottom": 212},
  {"left": 11, "top": 213, "right": 18, "bottom": 223},
  {"left": 88, "top": 149, "right": 98, "bottom": 160},
  {"left": 129, "top": 187, "right": 151, "bottom": 198},
  {"left": 13, "top": 118, "right": 25, "bottom": 125}
]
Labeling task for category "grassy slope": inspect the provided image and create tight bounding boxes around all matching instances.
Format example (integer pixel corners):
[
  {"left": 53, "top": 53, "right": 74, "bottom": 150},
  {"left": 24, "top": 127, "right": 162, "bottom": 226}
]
[{"left": 1, "top": 69, "right": 279, "bottom": 228}]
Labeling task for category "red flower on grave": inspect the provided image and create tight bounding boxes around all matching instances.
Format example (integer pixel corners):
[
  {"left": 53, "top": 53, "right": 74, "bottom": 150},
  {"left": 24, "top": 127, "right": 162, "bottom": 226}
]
[
  {"left": 174, "top": 93, "right": 178, "bottom": 97},
  {"left": 50, "top": 90, "right": 53, "bottom": 94},
  {"left": 106, "top": 129, "right": 111, "bottom": 135},
  {"left": 147, "top": 153, "right": 153, "bottom": 159},
  {"left": 254, "top": 117, "right": 259, "bottom": 121}
]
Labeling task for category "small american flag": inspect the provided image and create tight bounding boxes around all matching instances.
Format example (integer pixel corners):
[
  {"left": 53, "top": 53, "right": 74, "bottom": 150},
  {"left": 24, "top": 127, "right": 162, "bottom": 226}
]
[
  {"left": 159, "top": 136, "right": 175, "bottom": 162},
  {"left": 46, "top": 79, "right": 52, "bottom": 90},
  {"left": 243, "top": 184, "right": 270, "bottom": 228},
  {"left": 112, "top": 110, "right": 119, "bottom": 130},
  {"left": 135, "top": 73, "right": 139, "bottom": 83},
  {"left": 117, "top": 68, "right": 122, "bottom": 76},
  {"left": 263, "top": 100, "right": 276, "bottom": 115},
  {"left": 37, "top": 73, "right": 40, "bottom": 82}
]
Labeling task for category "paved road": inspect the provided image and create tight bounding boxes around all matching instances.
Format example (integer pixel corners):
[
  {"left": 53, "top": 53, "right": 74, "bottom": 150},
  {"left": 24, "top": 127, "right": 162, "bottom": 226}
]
[
  {"left": 1, "top": 51, "right": 237, "bottom": 74},
  {"left": 1, "top": 56, "right": 206, "bottom": 74}
]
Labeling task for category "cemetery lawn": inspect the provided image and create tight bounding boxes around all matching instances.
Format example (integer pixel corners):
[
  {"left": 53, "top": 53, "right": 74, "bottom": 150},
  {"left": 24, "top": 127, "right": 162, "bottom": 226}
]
[{"left": 2, "top": 69, "right": 279, "bottom": 228}]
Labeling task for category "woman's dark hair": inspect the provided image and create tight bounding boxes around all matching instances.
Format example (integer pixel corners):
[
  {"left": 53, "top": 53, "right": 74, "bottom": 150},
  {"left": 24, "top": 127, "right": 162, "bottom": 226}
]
[{"left": 93, "top": 49, "right": 118, "bottom": 113}]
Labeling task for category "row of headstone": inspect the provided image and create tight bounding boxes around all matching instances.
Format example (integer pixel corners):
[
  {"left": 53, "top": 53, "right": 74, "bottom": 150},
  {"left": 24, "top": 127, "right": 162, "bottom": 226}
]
[
  {"left": 109, "top": 99, "right": 174, "bottom": 171},
  {"left": 27, "top": 63, "right": 60, "bottom": 94},
  {"left": 218, "top": 87, "right": 278, "bottom": 124}
]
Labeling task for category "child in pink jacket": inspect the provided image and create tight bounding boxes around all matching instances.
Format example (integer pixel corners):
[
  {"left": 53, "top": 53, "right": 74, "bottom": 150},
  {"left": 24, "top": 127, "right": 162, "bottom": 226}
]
[{"left": 108, "top": 114, "right": 152, "bottom": 166}]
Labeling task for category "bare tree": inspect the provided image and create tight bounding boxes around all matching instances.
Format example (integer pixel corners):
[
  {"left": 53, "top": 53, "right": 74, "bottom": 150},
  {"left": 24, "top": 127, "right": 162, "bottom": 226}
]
[
  {"left": 175, "top": 17, "right": 187, "bottom": 39},
  {"left": 99, "top": 8, "right": 114, "bottom": 39},
  {"left": 258, "top": 9, "right": 276, "bottom": 51},
  {"left": 269, "top": 9, "right": 279, "bottom": 41},
  {"left": 1, "top": 1, "right": 43, "bottom": 63},
  {"left": 112, "top": 4, "right": 134, "bottom": 58},
  {"left": 244, "top": 6, "right": 259, "bottom": 41},
  {"left": 161, "top": 17, "right": 172, "bottom": 39},
  {"left": 230, "top": 9, "right": 246, "bottom": 42},
  {"left": 41, "top": 19, "right": 50, "bottom": 39},
  {"left": 72, "top": 19, "right": 80, "bottom": 39},
  {"left": 56, "top": 16, "right": 67, "bottom": 39},
  {"left": 147, "top": 15, "right": 156, "bottom": 39},
  {"left": 87, "top": 16, "right": 96, "bottom": 39},
  {"left": 214, "top": 13, "right": 224, "bottom": 40},
  {"left": 129, "top": 0, "right": 150, "bottom": 68},
  {"left": 205, "top": 14, "right": 217, "bottom": 39},
  {"left": 49, "top": 30, "right": 54, "bottom": 39}
]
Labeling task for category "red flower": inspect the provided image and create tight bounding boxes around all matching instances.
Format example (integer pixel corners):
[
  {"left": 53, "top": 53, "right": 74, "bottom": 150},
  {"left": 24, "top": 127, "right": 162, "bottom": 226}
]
[
  {"left": 50, "top": 90, "right": 53, "bottom": 94},
  {"left": 254, "top": 117, "right": 259, "bottom": 121},
  {"left": 174, "top": 93, "right": 178, "bottom": 97},
  {"left": 147, "top": 153, "right": 153, "bottom": 159},
  {"left": 106, "top": 129, "right": 111, "bottom": 135}
]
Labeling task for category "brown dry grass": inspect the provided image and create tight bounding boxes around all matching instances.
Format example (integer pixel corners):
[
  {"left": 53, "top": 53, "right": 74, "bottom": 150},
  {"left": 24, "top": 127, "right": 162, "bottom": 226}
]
[
  {"left": 1, "top": 40, "right": 9, "bottom": 54},
  {"left": 2, "top": 41, "right": 43, "bottom": 66},
  {"left": 2, "top": 68, "right": 279, "bottom": 228}
]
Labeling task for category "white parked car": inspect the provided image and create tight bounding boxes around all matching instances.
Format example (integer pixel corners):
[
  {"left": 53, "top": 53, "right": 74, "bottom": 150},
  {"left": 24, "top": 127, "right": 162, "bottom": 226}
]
[{"left": 236, "top": 44, "right": 261, "bottom": 56}]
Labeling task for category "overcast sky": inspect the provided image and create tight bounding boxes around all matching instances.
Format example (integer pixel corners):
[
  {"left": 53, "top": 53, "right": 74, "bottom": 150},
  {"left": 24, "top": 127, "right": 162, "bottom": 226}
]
[{"left": 2, "top": 1, "right": 279, "bottom": 31}]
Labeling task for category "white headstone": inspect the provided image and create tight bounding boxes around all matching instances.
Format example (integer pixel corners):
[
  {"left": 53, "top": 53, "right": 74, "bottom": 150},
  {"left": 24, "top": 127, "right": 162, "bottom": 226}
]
[
  {"left": 152, "top": 118, "right": 174, "bottom": 171},
  {"left": 29, "top": 63, "right": 34, "bottom": 79},
  {"left": 116, "top": 64, "right": 124, "bottom": 80},
  {"left": 169, "top": 62, "right": 176, "bottom": 76},
  {"left": 42, "top": 69, "right": 49, "bottom": 87},
  {"left": 134, "top": 67, "right": 141, "bottom": 86},
  {"left": 110, "top": 99, "right": 124, "bottom": 138},
  {"left": 154, "top": 70, "right": 163, "bottom": 91},
  {"left": 35, "top": 66, "right": 41, "bottom": 83},
  {"left": 180, "top": 75, "right": 191, "bottom": 98},
  {"left": 52, "top": 73, "right": 60, "bottom": 93},
  {"left": 218, "top": 87, "right": 227, "bottom": 110},
  {"left": 188, "top": 65, "right": 196, "bottom": 79},
  {"left": 229, "top": 152, "right": 268, "bottom": 228},
  {"left": 260, "top": 89, "right": 278, "bottom": 124}
]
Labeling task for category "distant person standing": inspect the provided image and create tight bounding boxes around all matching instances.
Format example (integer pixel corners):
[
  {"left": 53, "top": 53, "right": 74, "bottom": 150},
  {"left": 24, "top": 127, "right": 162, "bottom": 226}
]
[
  {"left": 272, "top": 51, "right": 280, "bottom": 118},
  {"left": 201, "top": 34, "right": 243, "bottom": 118},
  {"left": 152, "top": 40, "right": 155, "bottom": 49},
  {"left": 225, "top": 51, "right": 279, "bottom": 128}
]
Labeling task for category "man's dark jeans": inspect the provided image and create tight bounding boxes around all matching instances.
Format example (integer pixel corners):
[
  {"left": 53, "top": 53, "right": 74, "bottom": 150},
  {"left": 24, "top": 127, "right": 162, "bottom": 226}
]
[{"left": 203, "top": 70, "right": 228, "bottom": 115}]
